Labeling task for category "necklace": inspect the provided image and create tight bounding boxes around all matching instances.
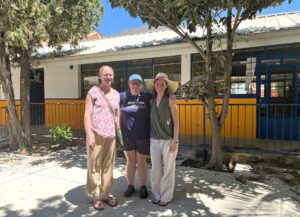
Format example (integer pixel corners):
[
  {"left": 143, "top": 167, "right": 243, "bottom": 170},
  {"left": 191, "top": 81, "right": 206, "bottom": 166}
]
[{"left": 135, "top": 94, "right": 140, "bottom": 104}]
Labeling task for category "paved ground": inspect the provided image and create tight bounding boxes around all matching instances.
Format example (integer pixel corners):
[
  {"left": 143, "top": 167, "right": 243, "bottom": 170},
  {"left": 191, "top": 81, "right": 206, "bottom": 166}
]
[{"left": 0, "top": 146, "right": 299, "bottom": 217}]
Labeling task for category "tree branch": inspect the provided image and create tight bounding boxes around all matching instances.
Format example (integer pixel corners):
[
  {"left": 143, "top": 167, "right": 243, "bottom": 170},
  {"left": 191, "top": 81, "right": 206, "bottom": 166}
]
[
  {"left": 140, "top": 14, "right": 208, "bottom": 62},
  {"left": 232, "top": 7, "right": 242, "bottom": 38},
  {"left": 219, "top": 6, "right": 234, "bottom": 126}
]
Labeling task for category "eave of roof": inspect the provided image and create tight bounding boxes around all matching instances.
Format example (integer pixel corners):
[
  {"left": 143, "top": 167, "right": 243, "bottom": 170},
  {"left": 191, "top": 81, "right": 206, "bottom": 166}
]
[{"left": 36, "top": 11, "right": 300, "bottom": 58}]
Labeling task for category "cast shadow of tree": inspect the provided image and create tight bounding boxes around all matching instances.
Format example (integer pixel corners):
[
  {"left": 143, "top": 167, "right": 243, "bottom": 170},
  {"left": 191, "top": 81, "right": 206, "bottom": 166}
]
[
  {"left": 29, "top": 146, "right": 87, "bottom": 169},
  {"left": 0, "top": 176, "right": 210, "bottom": 217},
  {"left": 1, "top": 148, "right": 299, "bottom": 216},
  {"left": 176, "top": 166, "right": 300, "bottom": 216}
]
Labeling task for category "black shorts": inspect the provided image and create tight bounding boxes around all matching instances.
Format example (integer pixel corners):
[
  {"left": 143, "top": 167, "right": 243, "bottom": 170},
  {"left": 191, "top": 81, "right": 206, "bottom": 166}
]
[{"left": 123, "top": 137, "right": 150, "bottom": 156}]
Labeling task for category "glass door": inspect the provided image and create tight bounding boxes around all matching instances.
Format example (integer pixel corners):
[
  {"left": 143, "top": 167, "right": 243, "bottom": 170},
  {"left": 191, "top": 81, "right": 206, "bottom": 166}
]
[{"left": 259, "top": 65, "right": 299, "bottom": 140}]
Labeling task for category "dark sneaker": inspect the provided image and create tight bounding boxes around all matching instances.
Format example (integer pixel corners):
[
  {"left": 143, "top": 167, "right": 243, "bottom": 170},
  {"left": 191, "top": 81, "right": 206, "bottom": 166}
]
[
  {"left": 124, "top": 185, "right": 135, "bottom": 197},
  {"left": 139, "top": 186, "right": 148, "bottom": 199}
]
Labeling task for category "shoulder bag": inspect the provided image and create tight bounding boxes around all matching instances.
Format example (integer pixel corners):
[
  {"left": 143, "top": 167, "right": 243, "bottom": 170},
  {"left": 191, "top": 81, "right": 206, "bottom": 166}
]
[{"left": 98, "top": 87, "right": 123, "bottom": 147}]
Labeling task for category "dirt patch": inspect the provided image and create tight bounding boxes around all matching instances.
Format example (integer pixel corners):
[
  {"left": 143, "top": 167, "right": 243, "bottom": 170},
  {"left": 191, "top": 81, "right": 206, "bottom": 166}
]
[
  {"left": 29, "top": 142, "right": 54, "bottom": 156},
  {"left": 177, "top": 156, "right": 300, "bottom": 198},
  {"left": 252, "top": 165, "right": 300, "bottom": 195},
  {"left": 0, "top": 140, "right": 77, "bottom": 157},
  {"left": 180, "top": 158, "right": 204, "bottom": 168}
]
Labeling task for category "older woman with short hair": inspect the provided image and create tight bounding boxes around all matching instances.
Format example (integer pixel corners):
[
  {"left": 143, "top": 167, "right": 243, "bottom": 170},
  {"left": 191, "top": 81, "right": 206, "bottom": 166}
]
[{"left": 84, "top": 65, "right": 120, "bottom": 211}]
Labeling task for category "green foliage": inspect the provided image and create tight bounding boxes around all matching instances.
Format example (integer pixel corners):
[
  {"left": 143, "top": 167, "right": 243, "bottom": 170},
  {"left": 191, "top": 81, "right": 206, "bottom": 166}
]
[
  {"left": 0, "top": 0, "right": 103, "bottom": 150},
  {"left": 110, "top": 0, "right": 292, "bottom": 169},
  {"left": 0, "top": 0, "right": 103, "bottom": 58},
  {"left": 110, "top": 0, "right": 290, "bottom": 100},
  {"left": 49, "top": 124, "right": 73, "bottom": 145},
  {"left": 45, "top": 0, "right": 103, "bottom": 46},
  {"left": 110, "top": 0, "right": 290, "bottom": 33}
]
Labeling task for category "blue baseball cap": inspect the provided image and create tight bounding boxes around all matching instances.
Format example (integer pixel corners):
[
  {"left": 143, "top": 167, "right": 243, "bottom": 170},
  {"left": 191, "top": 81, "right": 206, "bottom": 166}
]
[{"left": 129, "top": 74, "right": 143, "bottom": 82}]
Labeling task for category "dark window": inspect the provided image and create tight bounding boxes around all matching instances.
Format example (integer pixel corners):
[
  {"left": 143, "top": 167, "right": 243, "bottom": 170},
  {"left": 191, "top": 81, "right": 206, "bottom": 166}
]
[
  {"left": 191, "top": 53, "right": 257, "bottom": 95},
  {"left": 81, "top": 55, "right": 181, "bottom": 98},
  {"left": 127, "top": 58, "right": 153, "bottom": 82},
  {"left": 154, "top": 63, "right": 181, "bottom": 82},
  {"left": 154, "top": 56, "right": 181, "bottom": 83},
  {"left": 231, "top": 60, "right": 256, "bottom": 95}
]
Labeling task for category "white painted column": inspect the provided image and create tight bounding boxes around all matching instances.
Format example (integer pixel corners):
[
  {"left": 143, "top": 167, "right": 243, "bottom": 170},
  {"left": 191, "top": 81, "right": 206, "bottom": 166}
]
[
  {"left": 77, "top": 65, "right": 82, "bottom": 98},
  {"left": 0, "top": 85, "right": 3, "bottom": 100},
  {"left": 11, "top": 66, "right": 21, "bottom": 100},
  {"left": 0, "top": 67, "right": 20, "bottom": 100},
  {"left": 44, "top": 63, "right": 80, "bottom": 99},
  {"left": 181, "top": 53, "right": 191, "bottom": 85}
]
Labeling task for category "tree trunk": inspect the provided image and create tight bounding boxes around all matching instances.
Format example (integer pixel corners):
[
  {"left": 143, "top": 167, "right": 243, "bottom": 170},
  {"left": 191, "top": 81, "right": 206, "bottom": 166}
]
[
  {"left": 7, "top": 116, "right": 18, "bottom": 150},
  {"left": 207, "top": 117, "right": 223, "bottom": 170},
  {"left": 0, "top": 32, "right": 25, "bottom": 151},
  {"left": 202, "top": 12, "right": 223, "bottom": 170},
  {"left": 203, "top": 96, "right": 223, "bottom": 171},
  {"left": 20, "top": 50, "right": 31, "bottom": 146}
]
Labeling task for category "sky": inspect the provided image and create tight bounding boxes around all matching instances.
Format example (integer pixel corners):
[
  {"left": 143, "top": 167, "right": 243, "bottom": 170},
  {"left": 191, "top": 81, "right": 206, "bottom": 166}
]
[{"left": 97, "top": 0, "right": 300, "bottom": 36}]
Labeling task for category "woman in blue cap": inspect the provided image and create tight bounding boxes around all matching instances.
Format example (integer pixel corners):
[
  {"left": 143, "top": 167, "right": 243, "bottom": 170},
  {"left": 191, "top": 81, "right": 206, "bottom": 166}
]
[{"left": 120, "top": 74, "right": 152, "bottom": 199}]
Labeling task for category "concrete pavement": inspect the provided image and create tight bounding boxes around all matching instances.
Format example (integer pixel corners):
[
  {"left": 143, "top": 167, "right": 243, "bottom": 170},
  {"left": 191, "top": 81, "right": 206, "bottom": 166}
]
[{"left": 0, "top": 146, "right": 299, "bottom": 217}]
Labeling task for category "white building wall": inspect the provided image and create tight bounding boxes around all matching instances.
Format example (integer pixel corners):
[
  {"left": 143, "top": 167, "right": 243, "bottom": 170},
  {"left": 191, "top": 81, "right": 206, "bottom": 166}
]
[
  {"left": 44, "top": 63, "right": 80, "bottom": 99},
  {"left": 181, "top": 53, "right": 191, "bottom": 84},
  {"left": 0, "top": 67, "right": 20, "bottom": 100},
  {"left": 39, "top": 29, "right": 300, "bottom": 93},
  {"left": 0, "top": 85, "right": 3, "bottom": 100},
  {"left": 11, "top": 67, "right": 20, "bottom": 100},
  {"left": 41, "top": 44, "right": 195, "bottom": 92},
  {"left": 2, "top": 28, "right": 298, "bottom": 100}
]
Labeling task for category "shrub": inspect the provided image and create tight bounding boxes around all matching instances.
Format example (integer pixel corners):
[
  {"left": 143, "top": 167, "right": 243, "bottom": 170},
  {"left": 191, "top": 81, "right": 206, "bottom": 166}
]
[{"left": 49, "top": 124, "right": 73, "bottom": 146}]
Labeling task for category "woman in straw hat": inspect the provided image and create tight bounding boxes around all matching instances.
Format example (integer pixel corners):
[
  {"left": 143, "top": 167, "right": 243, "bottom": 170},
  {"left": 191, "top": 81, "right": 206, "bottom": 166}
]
[{"left": 144, "top": 72, "right": 180, "bottom": 206}]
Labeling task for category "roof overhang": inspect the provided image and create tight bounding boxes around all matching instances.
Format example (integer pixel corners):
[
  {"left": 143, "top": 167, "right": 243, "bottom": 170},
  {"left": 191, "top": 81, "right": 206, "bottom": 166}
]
[{"left": 38, "top": 28, "right": 300, "bottom": 66}]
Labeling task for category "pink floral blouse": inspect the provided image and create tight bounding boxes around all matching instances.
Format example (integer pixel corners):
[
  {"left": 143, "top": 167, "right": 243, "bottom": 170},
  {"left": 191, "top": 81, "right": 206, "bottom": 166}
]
[{"left": 88, "top": 85, "right": 120, "bottom": 138}]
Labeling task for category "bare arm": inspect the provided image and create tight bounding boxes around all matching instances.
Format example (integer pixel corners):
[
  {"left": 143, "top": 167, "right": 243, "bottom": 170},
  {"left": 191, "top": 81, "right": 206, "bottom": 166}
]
[
  {"left": 169, "top": 98, "right": 179, "bottom": 153},
  {"left": 117, "top": 105, "right": 121, "bottom": 129},
  {"left": 84, "top": 94, "right": 95, "bottom": 150},
  {"left": 168, "top": 94, "right": 176, "bottom": 101},
  {"left": 115, "top": 92, "right": 121, "bottom": 129}
]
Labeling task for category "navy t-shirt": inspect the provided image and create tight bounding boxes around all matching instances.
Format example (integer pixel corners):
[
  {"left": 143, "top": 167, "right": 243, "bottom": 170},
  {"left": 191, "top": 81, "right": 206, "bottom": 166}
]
[{"left": 120, "top": 91, "right": 152, "bottom": 140}]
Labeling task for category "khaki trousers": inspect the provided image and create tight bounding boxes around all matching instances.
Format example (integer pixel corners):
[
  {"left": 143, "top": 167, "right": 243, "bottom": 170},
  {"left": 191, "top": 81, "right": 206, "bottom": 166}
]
[
  {"left": 86, "top": 134, "right": 116, "bottom": 199},
  {"left": 150, "top": 139, "right": 178, "bottom": 203}
]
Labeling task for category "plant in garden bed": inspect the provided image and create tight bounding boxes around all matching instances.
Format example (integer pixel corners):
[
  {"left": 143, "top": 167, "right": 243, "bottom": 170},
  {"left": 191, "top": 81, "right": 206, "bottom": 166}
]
[{"left": 49, "top": 125, "right": 73, "bottom": 150}]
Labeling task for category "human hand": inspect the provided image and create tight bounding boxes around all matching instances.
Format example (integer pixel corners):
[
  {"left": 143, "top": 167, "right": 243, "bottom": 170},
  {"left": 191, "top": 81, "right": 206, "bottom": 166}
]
[
  {"left": 169, "top": 141, "right": 178, "bottom": 153},
  {"left": 88, "top": 133, "right": 96, "bottom": 151}
]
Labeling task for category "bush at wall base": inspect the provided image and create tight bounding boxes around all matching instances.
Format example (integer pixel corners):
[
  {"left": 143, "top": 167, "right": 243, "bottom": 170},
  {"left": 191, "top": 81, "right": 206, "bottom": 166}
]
[{"left": 49, "top": 124, "right": 73, "bottom": 150}]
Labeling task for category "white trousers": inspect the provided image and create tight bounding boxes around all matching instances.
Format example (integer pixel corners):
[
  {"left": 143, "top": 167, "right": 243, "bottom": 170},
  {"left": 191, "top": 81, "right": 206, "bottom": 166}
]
[{"left": 150, "top": 138, "right": 178, "bottom": 202}]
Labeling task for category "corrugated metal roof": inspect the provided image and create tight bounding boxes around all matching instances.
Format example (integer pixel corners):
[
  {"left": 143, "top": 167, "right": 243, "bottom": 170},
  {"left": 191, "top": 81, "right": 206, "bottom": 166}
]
[
  {"left": 237, "top": 11, "right": 300, "bottom": 34},
  {"left": 37, "top": 11, "right": 300, "bottom": 58},
  {"left": 106, "top": 26, "right": 168, "bottom": 37}
]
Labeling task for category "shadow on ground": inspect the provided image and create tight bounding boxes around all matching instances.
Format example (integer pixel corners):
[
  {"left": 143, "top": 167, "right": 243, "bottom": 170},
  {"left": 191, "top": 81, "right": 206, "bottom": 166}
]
[
  {"left": 29, "top": 146, "right": 87, "bottom": 169},
  {"left": 0, "top": 146, "right": 299, "bottom": 217},
  {"left": 0, "top": 172, "right": 215, "bottom": 217}
]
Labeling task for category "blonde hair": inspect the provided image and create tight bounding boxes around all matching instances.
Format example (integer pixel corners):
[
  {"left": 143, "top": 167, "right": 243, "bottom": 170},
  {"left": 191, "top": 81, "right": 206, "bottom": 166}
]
[{"left": 99, "top": 65, "right": 113, "bottom": 76}]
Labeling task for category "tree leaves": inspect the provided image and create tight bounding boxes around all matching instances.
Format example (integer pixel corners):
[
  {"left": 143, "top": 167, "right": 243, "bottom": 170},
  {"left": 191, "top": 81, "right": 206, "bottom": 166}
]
[
  {"left": 10, "top": 3, "right": 20, "bottom": 11},
  {"left": 0, "top": 0, "right": 103, "bottom": 53},
  {"left": 110, "top": 0, "right": 292, "bottom": 170},
  {"left": 110, "top": 0, "right": 289, "bottom": 100}
]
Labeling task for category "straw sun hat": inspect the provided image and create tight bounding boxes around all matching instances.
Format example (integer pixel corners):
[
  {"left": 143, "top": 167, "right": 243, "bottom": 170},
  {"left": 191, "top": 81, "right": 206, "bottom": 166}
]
[{"left": 144, "top": 72, "right": 179, "bottom": 94}]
